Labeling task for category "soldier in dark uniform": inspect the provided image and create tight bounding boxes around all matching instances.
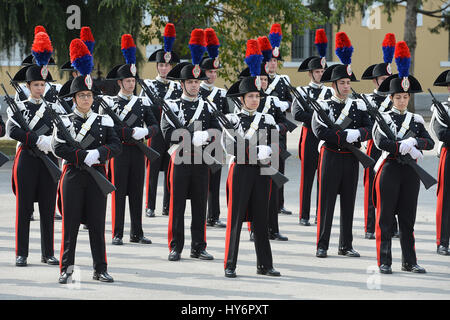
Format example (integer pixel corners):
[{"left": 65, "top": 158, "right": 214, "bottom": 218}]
[
  {"left": 373, "top": 41, "right": 434, "bottom": 274},
  {"left": 53, "top": 69, "right": 122, "bottom": 283},
  {"left": 312, "top": 32, "right": 373, "bottom": 259},
  {"left": 160, "top": 28, "right": 220, "bottom": 262},
  {"left": 199, "top": 28, "right": 228, "bottom": 228},
  {"left": 292, "top": 29, "right": 334, "bottom": 226},
  {"left": 0, "top": 114, "right": 5, "bottom": 137},
  {"left": 266, "top": 23, "right": 293, "bottom": 216},
  {"left": 105, "top": 34, "right": 159, "bottom": 246},
  {"left": 223, "top": 39, "right": 281, "bottom": 278},
  {"left": 7, "top": 60, "right": 64, "bottom": 267},
  {"left": 140, "top": 23, "right": 182, "bottom": 218},
  {"left": 430, "top": 69, "right": 450, "bottom": 256},
  {"left": 360, "top": 33, "right": 398, "bottom": 240}
]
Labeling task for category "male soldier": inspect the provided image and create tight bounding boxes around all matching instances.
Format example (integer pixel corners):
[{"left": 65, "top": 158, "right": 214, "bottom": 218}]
[
  {"left": 105, "top": 34, "right": 159, "bottom": 246},
  {"left": 161, "top": 29, "right": 220, "bottom": 261},
  {"left": 140, "top": 23, "right": 182, "bottom": 218},
  {"left": 292, "top": 29, "right": 334, "bottom": 226}
]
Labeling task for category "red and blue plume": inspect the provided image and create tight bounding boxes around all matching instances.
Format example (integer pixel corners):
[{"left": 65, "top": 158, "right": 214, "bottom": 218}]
[
  {"left": 205, "top": 28, "right": 220, "bottom": 60},
  {"left": 257, "top": 36, "right": 272, "bottom": 62},
  {"left": 269, "top": 23, "right": 282, "bottom": 49},
  {"left": 382, "top": 33, "right": 396, "bottom": 64},
  {"left": 31, "top": 32, "right": 53, "bottom": 67},
  {"left": 80, "top": 26, "right": 95, "bottom": 55},
  {"left": 335, "top": 31, "right": 353, "bottom": 65},
  {"left": 394, "top": 41, "right": 411, "bottom": 78},
  {"left": 245, "top": 39, "right": 263, "bottom": 77},
  {"left": 188, "top": 28, "right": 206, "bottom": 65},
  {"left": 121, "top": 34, "right": 136, "bottom": 65},
  {"left": 315, "top": 29, "right": 328, "bottom": 58},
  {"left": 34, "top": 25, "right": 47, "bottom": 35},
  {"left": 70, "top": 38, "right": 94, "bottom": 76},
  {"left": 163, "top": 23, "right": 176, "bottom": 53}
]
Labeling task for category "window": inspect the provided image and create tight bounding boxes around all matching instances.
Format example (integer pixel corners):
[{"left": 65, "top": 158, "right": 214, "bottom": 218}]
[{"left": 291, "top": 24, "right": 333, "bottom": 62}]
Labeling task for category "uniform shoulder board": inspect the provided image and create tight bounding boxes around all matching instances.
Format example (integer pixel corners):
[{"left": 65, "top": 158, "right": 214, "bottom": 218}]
[
  {"left": 60, "top": 114, "right": 73, "bottom": 127},
  {"left": 263, "top": 113, "right": 276, "bottom": 126},
  {"left": 218, "top": 87, "right": 227, "bottom": 97},
  {"left": 280, "top": 74, "right": 291, "bottom": 83},
  {"left": 140, "top": 96, "right": 151, "bottom": 106},
  {"left": 52, "top": 83, "right": 62, "bottom": 91},
  {"left": 225, "top": 113, "right": 240, "bottom": 126},
  {"left": 165, "top": 99, "right": 180, "bottom": 113},
  {"left": 100, "top": 114, "right": 114, "bottom": 127},
  {"left": 413, "top": 113, "right": 425, "bottom": 125},
  {"left": 355, "top": 99, "right": 367, "bottom": 111}
]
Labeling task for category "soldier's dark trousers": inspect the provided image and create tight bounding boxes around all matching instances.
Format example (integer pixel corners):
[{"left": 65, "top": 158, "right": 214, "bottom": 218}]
[
  {"left": 207, "top": 168, "right": 222, "bottom": 222},
  {"left": 13, "top": 146, "right": 57, "bottom": 258},
  {"left": 145, "top": 138, "right": 170, "bottom": 212},
  {"left": 316, "top": 146, "right": 359, "bottom": 251},
  {"left": 59, "top": 165, "right": 108, "bottom": 273},
  {"left": 110, "top": 144, "right": 145, "bottom": 239},
  {"left": 224, "top": 163, "right": 273, "bottom": 270},
  {"left": 375, "top": 160, "right": 420, "bottom": 266},
  {"left": 436, "top": 147, "right": 450, "bottom": 247}
]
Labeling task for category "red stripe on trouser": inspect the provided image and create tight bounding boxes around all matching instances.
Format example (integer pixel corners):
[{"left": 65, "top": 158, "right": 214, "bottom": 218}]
[
  {"left": 224, "top": 162, "right": 236, "bottom": 269},
  {"left": 374, "top": 160, "right": 387, "bottom": 266},
  {"left": 167, "top": 151, "right": 176, "bottom": 251},
  {"left": 109, "top": 158, "right": 116, "bottom": 239},
  {"left": 363, "top": 139, "right": 374, "bottom": 232},
  {"left": 316, "top": 146, "right": 325, "bottom": 247},
  {"left": 58, "top": 165, "right": 69, "bottom": 271},
  {"left": 13, "top": 146, "right": 23, "bottom": 256},
  {"left": 299, "top": 126, "right": 307, "bottom": 219},
  {"left": 145, "top": 138, "right": 152, "bottom": 208},
  {"left": 436, "top": 147, "right": 448, "bottom": 246}
]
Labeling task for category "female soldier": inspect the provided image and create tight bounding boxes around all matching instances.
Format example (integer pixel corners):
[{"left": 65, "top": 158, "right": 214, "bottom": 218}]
[
  {"left": 223, "top": 39, "right": 281, "bottom": 278},
  {"left": 53, "top": 41, "right": 122, "bottom": 283},
  {"left": 373, "top": 41, "right": 434, "bottom": 274}
]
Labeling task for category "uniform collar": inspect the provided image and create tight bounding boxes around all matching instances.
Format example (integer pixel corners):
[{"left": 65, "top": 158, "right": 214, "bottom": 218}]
[
  {"left": 309, "top": 81, "right": 323, "bottom": 89},
  {"left": 27, "top": 96, "right": 43, "bottom": 105},
  {"left": 331, "top": 95, "right": 349, "bottom": 104},
  {"left": 156, "top": 75, "right": 169, "bottom": 85},
  {"left": 200, "top": 81, "right": 215, "bottom": 91},
  {"left": 391, "top": 106, "right": 408, "bottom": 115},
  {"left": 269, "top": 73, "right": 278, "bottom": 80},
  {"left": 240, "top": 107, "right": 257, "bottom": 116},
  {"left": 118, "top": 92, "right": 134, "bottom": 101},
  {"left": 181, "top": 93, "right": 199, "bottom": 102},
  {"left": 74, "top": 106, "right": 93, "bottom": 119}
]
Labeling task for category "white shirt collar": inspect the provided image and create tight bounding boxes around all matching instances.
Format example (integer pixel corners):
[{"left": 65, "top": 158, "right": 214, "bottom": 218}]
[
  {"left": 391, "top": 107, "right": 407, "bottom": 115},
  {"left": 74, "top": 106, "right": 93, "bottom": 119},
  {"left": 156, "top": 75, "right": 169, "bottom": 84},
  {"left": 240, "top": 107, "right": 257, "bottom": 116},
  {"left": 331, "top": 95, "right": 348, "bottom": 104},
  {"left": 28, "top": 96, "right": 43, "bottom": 105},
  {"left": 181, "top": 93, "right": 199, "bottom": 102},
  {"left": 200, "top": 81, "right": 215, "bottom": 91},
  {"left": 309, "top": 81, "right": 323, "bottom": 89},
  {"left": 118, "top": 92, "right": 134, "bottom": 101}
]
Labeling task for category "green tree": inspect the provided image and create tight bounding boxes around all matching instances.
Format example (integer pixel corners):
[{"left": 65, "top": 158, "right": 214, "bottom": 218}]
[
  {"left": 0, "top": 0, "right": 146, "bottom": 77},
  {"left": 126, "top": 0, "right": 325, "bottom": 82}
]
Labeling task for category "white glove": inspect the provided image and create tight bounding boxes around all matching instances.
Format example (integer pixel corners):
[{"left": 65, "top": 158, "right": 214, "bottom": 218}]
[
  {"left": 409, "top": 146, "right": 423, "bottom": 160},
  {"left": 345, "top": 129, "right": 361, "bottom": 144},
  {"left": 84, "top": 149, "right": 100, "bottom": 167},
  {"left": 192, "top": 131, "right": 209, "bottom": 147},
  {"left": 36, "top": 135, "right": 52, "bottom": 154},
  {"left": 257, "top": 145, "right": 272, "bottom": 160},
  {"left": 399, "top": 137, "right": 417, "bottom": 155},
  {"left": 132, "top": 127, "right": 148, "bottom": 140}
]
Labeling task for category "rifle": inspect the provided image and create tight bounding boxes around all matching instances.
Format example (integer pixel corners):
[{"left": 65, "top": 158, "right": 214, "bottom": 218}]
[
  {"left": 299, "top": 86, "right": 375, "bottom": 168},
  {"left": 352, "top": 88, "right": 437, "bottom": 189},
  {"left": 206, "top": 98, "right": 289, "bottom": 187},
  {"left": 2, "top": 84, "right": 61, "bottom": 181},
  {"left": 429, "top": 89, "right": 450, "bottom": 126},
  {"left": 46, "top": 85, "right": 73, "bottom": 114},
  {"left": 97, "top": 98, "right": 160, "bottom": 162},
  {"left": 6, "top": 71, "right": 28, "bottom": 101},
  {"left": 40, "top": 96, "right": 116, "bottom": 196},
  {"left": 137, "top": 78, "right": 222, "bottom": 173},
  {"left": 280, "top": 76, "right": 314, "bottom": 114}
]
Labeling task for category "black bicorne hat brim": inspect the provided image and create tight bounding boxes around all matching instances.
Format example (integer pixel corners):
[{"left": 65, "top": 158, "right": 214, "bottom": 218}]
[
  {"left": 433, "top": 70, "right": 450, "bottom": 87},
  {"left": 298, "top": 56, "right": 327, "bottom": 72},
  {"left": 238, "top": 63, "right": 269, "bottom": 79},
  {"left": 148, "top": 49, "right": 180, "bottom": 64},
  {"left": 226, "top": 76, "right": 267, "bottom": 97},
  {"left": 13, "top": 64, "right": 55, "bottom": 82},
  {"left": 106, "top": 64, "right": 138, "bottom": 80},
  {"left": 378, "top": 74, "right": 422, "bottom": 94},
  {"left": 200, "top": 57, "right": 222, "bottom": 70},
  {"left": 60, "top": 60, "right": 75, "bottom": 71},
  {"left": 21, "top": 54, "right": 56, "bottom": 66},
  {"left": 361, "top": 64, "right": 377, "bottom": 80},
  {"left": 60, "top": 75, "right": 101, "bottom": 98},
  {"left": 166, "top": 62, "right": 208, "bottom": 81},
  {"left": 320, "top": 64, "right": 358, "bottom": 83}
]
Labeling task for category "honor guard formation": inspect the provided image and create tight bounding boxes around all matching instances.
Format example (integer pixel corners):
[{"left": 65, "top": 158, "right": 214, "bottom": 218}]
[{"left": 2, "top": 22, "right": 450, "bottom": 283}]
